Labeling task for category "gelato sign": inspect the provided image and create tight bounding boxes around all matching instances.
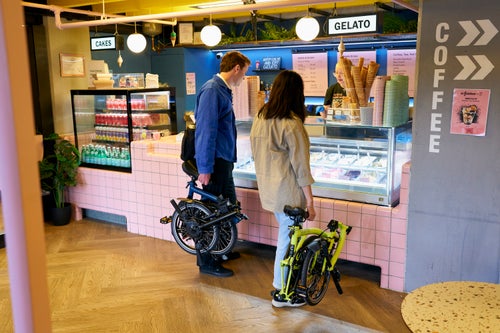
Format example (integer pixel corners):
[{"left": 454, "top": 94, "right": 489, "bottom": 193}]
[{"left": 328, "top": 14, "right": 378, "bottom": 35}]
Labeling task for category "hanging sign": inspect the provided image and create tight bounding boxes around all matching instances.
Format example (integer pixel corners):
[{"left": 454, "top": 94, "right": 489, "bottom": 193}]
[
  {"left": 328, "top": 14, "right": 378, "bottom": 35},
  {"left": 90, "top": 36, "right": 117, "bottom": 51}
]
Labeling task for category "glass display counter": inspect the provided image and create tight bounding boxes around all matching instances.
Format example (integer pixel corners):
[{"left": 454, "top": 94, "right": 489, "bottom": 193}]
[
  {"left": 234, "top": 118, "right": 412, "bottom": 206},
  {"left": 71, "top": 88, "right": 177, "bottom": 172}
]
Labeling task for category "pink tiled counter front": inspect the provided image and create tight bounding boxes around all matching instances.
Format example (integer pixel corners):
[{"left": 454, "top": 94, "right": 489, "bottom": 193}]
[{"left": 69, "top": 136, "right": 410, "bottom": 292}]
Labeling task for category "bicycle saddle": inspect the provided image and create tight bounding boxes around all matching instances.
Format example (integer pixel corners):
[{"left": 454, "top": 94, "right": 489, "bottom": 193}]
[
  {"left": 283, "top": 205, "right": 309, "bottom": 219},
  {"left": 182, "top": 159, "right": 199, "bottom": 179}
]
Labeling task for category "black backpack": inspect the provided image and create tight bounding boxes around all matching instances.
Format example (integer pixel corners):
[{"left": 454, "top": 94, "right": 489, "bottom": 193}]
[{"left": 180, "top": 125, "right": 196, "bottom": 162}]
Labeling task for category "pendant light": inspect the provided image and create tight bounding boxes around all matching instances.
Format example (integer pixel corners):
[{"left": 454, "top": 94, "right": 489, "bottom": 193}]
[
  {"left": 200, "top": 15, "right": 222, "bottom": 47},
  {"left": 117, "top": 50, "right": 123, "bottom": 67},
  {"left": 114, "top": 25, "right": 124, "bottom": 67},
  {"left": 170, "top": 26, "right": 177, "bottom": 47},
  {"left": 295, "top": 8, "right": 320, "bottom": 42},
  {"left": 127, "top": 22, "right": 147, "bottom": 53}
]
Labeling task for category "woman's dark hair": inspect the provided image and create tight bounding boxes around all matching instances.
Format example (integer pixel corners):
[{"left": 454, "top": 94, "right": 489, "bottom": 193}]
[
  {"left": 220, "top": 51, "right": 251, "bottom": 72},
  {"left": 258, "top": 70, "right": 306, "bottom": 122}
]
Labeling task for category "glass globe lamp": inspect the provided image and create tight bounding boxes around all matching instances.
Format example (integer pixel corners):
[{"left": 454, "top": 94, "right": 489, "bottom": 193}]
[
  {"left": 296, "top": 16, "right": 320, "bottom": 41},
  {"left": 200, "top": 24, "right": 222, "bottom": 47},
  {"left": 127, "top": 33, "right": 147, "bottom": 53}
]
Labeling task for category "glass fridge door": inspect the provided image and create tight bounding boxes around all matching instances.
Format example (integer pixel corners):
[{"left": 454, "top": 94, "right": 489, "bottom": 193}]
[{"left": 72, "top": 91, "right": 132, "bottom": 172}]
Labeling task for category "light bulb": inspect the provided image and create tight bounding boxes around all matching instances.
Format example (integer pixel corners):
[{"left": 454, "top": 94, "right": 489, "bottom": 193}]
[
  {"left": 296, "top": 16, "right": 320, "bottom": 41},
  {"left": 200, "top": 25, "right": 222, "bottom": 47},
  {"left": 127, "top": 33, "right": 147, "bottom": 53}
]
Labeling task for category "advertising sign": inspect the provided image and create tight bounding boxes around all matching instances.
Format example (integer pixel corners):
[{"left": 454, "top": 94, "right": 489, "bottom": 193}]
[
  {"left": 90, "top": 36, "right": 117, "bottom": 51},
  {"left": 328, "top": 14, "right": 378, "bottom": 35}
]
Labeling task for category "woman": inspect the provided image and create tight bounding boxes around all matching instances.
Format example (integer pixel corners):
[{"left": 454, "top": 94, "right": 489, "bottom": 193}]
[{"left": 250, "top": 70, "right": 316, "bottom": 308}]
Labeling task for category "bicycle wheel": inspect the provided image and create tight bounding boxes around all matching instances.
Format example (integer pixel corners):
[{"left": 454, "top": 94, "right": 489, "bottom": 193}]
[
  {"left": 283, "top": 236, "right": 318, "bottom": 297},
  {"left": 210, "top": 219, "right": 238, "bottom": 256},
  {"left": 171, "top": 201, "right": 219, "bottom": 255},
  {"left": 300, "top": 247, "right": 331, "bottom": 306}
]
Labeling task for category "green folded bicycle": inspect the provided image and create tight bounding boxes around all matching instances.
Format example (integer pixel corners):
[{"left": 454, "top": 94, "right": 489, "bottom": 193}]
[{"left": 275, "top": 205, "right": 352, "bottom": 306}]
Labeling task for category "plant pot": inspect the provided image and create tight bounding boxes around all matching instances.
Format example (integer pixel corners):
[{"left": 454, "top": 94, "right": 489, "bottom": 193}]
[
  {"left": 50, "top": 203, "right": 72, "bottom": 226},
  {"left": 42, "top": 190, "right": 54, "bottom": 222}
]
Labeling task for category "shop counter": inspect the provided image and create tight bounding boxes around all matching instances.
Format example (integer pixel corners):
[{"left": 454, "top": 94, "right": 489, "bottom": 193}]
[{"left": 69, "top": 135, "right": 411, "bottom": 292}]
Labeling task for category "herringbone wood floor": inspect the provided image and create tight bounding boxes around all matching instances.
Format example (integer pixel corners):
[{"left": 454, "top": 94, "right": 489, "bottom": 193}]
[{"left": 0, "top": 217, "right": 410, "bottom": 333}]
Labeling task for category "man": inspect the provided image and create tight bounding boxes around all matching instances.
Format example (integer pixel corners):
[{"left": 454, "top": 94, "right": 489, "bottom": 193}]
[
  {"left": 323, "top": 62, "right": 346, "bottom": 111},
  {"left": 194, "top": 51, "right": 251, "bottom": 277}
]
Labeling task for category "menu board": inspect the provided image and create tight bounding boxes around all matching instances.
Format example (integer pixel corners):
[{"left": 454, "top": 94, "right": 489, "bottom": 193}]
[
  {"left": 340, "top": 50, "right": 377, "bottom": 66},
  {"left": 387, "top": 49, "right": 416, "bottom": 97},
  {"left": 292, "top": 52, "right": 328, "bottom": 96}
]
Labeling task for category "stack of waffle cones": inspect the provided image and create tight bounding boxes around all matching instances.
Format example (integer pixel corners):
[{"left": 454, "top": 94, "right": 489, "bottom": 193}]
[{"left": 339, "top": 56, "right": 380, "bottom": 108}]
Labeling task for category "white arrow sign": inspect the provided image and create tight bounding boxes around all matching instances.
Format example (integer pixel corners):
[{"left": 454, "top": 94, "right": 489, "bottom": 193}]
[
  {"left": 454, "top": 55, "right": 494, "bottom": 80},
  {"left": 457, "top": 19, "right": 498, "bottom": 46},
  {"left": 475, "top": 19, "right": 498, "bottom": 45}
]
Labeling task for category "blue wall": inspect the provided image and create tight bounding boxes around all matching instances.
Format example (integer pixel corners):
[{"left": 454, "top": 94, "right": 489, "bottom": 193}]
[{"left": 91, "top": 35, "right": 411, "bottom": 131}]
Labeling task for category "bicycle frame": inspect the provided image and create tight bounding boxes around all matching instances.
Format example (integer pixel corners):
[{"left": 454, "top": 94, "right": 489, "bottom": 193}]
[{"left": 280, "top": 220, "right": 351, "bottom": 301}]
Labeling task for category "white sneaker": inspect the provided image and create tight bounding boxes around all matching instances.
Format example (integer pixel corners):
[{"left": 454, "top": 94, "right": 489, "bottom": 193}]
[{"left": 272, "top": 292, "right": 306, "bottom": 308}]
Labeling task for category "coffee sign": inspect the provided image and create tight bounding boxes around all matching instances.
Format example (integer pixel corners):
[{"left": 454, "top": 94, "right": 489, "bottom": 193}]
[{"left": 328, "top": 14, "right": 378, "bottom": 35}]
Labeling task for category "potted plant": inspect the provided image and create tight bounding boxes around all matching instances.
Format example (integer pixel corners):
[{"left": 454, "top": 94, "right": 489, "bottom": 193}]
[{"left": 39, "top": 133, "right": 81, "bottom": 225}]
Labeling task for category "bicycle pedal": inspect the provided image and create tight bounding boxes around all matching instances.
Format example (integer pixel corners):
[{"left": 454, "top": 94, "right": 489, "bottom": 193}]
[
  {"left": 295, "top": 286, "right": 307, "bottom": 298},
  {"left": 160, "top": 216, "right": 172, "bottom": 224}
]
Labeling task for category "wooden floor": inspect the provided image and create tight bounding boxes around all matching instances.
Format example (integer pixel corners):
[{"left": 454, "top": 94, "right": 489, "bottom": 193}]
[{"left": 0, "top": 217, "right": 410, "bottom": 333}]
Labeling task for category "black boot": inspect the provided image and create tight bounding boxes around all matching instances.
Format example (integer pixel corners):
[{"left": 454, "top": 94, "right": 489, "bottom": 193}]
[{"left": 197, "top": 252, "right": 233, "bottom": 277}]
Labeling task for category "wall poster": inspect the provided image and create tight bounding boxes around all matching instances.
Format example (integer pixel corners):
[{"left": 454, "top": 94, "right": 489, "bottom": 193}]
[
  {"left": 450, "top": 88, "right": 490, "bottom": 136},
  {"left": 186, "top": 72, "right": 196, "bottom": 95},
  {"left": 292, "top": 52, "right": 328, "bottom": 96}
]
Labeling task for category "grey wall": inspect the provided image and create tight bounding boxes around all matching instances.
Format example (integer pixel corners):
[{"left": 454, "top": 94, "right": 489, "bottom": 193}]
[{"left": 406, "top": 0, "right": 500, "bottom": 291}]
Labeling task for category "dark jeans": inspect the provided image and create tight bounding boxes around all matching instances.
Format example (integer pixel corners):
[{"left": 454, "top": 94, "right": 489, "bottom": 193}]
[
  {"left": 199, "top": 158, "right": 237, "bottom": 268},
  {"left": 202, "top": 158, "right": 237, "bottom": 204}
]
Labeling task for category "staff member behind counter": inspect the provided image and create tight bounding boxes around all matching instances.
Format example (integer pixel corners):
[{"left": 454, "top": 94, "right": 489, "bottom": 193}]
[{"left": 322, "top": 62, "right": 347, "bottom": 115}]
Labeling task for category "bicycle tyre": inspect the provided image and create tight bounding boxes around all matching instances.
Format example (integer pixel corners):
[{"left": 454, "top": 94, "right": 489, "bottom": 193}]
[
  {"left": 283, "top": 236, "right": 319, "bottom": 297},
  {"left": 210, "top": 219, "right": 238, "bottom": 256},
  {"left": 171, "top": 201, "right": 219, "bottom": 255},
  {"left": 300, "top": 247, "right": 331, "bottom": 306}
]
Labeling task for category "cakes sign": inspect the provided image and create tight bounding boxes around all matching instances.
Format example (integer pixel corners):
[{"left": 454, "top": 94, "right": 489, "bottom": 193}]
[
  {"left": 90, "top": 36, "right": 117, "bottom": 51},
  {"left": 328, "top": 14, "right": 378, "bottom": 35}
]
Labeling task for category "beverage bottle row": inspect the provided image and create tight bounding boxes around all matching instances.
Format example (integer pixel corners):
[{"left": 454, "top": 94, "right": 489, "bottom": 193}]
[
  {"left": 81, "top": 144, "right": 131, "bottom": 168},
  {"left": 95, "top": 126, "right": 129, "bottom": 143},
  {"left": 105, "top": 97, "right": 146, "bottom": 111},
  {"left": 95, "top": 113, "right": 154, "bottom": 127}
]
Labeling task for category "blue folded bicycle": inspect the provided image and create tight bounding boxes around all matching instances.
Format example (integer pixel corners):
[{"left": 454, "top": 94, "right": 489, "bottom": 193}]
[{"left": 160, "top": 159, "right": 247, "bottom": 257}]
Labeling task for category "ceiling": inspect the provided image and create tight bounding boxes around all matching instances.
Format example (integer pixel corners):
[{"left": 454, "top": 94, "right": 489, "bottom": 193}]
[{"left": 33, "top": 0, "right": 419, "bottom": 27}]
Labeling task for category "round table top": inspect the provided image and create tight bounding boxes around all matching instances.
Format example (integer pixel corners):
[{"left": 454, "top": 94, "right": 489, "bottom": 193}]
[{"left": 401, "top": 281, "right": 500, "bottom": 332}]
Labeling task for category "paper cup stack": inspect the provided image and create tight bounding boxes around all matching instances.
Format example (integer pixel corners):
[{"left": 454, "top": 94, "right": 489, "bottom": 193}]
[
  {"left": 383, "top": 75, "right": 409, "bottom": 127},
  {"left": 372, "top": 76, "right": 390, "bottom": 126}
]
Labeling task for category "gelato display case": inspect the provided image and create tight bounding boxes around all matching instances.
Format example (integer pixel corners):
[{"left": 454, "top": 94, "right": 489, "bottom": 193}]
[
  {"left": 71, "top": 88, "right": 177, "bottom": 172},
  {"left": 234, "top": 119, "right": 412, "bottom": 206}
]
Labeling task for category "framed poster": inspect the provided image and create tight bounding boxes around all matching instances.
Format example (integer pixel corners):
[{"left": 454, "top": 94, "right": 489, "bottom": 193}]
[
  {"left": 179, "top": 22, "right": 194, "bottom": 44},
  {"left": 59, "top": 53, "right": 85, "bottom": 77}
]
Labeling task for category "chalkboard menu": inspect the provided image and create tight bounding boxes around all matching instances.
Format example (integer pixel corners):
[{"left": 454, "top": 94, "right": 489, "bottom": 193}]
[{"left": 261, "top": 57, "right": 282, "bottom": 70}]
